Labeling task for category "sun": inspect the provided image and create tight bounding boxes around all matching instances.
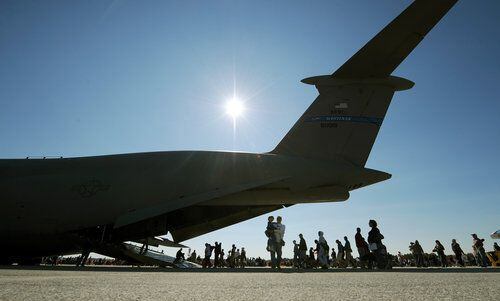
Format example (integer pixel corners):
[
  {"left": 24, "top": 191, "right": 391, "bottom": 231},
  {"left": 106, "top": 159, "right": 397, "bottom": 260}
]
[{"left": 225, "top": 97, "right": 245, "bottom": 119}]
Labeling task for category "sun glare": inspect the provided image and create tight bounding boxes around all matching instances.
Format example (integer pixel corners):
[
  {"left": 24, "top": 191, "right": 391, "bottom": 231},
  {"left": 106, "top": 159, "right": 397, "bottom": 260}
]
[{"left": 225, "top": 98, "right": 244, "bottom": 119}]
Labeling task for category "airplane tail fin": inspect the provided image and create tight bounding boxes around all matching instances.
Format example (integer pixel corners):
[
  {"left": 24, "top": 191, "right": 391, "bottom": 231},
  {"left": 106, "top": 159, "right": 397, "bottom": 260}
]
[
  {"left": 272, "top": 76, "right": 413, "bottom": 166},
  {"left": 271, "top": 0, "right": 457, "bottom": 166}
]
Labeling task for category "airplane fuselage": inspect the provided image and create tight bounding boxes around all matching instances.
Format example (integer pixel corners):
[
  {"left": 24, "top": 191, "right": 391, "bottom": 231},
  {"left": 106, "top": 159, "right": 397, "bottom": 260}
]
[{"left": 0, "top": 151, "right": 389, "bottom": 257}]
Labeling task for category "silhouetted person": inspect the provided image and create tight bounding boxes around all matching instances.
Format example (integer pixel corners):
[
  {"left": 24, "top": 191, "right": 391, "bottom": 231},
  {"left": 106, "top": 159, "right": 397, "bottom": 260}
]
[
  {"left": 309, "top": 247, "right": 315, "bottom": 268},
  {"left": 488, "top": 243, "right": 500, "bottom": 264},
  {"left": 220, "top": 249, "right": 225, "bottom": 267},
  {"left": 275, "top": 216, "right": 286, "bottom": 269},
  {"left": 413, "top": 240, "right": 425, "bottom": 267},
  {"left": 230, "top": 244, "right": 237, "bottom": 268},
  {"left": 397, "top": 251, "right": 405, "bottom": 267},
  {"left": 433, "top": 240, "right": 447, "bottom": 267},
  {"left": 50, "top": 255, "right": 58, "bottom": 266},
  {"left": 344, "top": 236, "right": 355, "bottom": 268},
  {"left": 330, "top": 247, "right": 337, "bottom": 267},
  {"left": 355, "top": 228, "right": 372, "bottom": 269},
  {"left": 235, "top": 249, "right": 241, "bottom": 267},
  {"left": 368, "top": 219, "right": 388, "bottom": 269},
  {"left": 298, "top": 233, "right": 307, "bottom": 268},
  {"left": 409, "top": 242, "right": 417, "bottom": 266},
  {"left": 226, "top": 250, "right": 232, "bottom": 267},
  {"left": 214, "top": 242, "right": 221, "bottom": 268},
  {"left": 77, "top": 250, "right": 90, "bottom": 267},
  {"left": 240, "top": 247, "right": 247, "bottom": 268},
  {"left": 472, "top": 234, "right": 488, "bottom": 267},
  {"left": 293, "top": 240, "right": 299, "bottom": 267},
  {"left": 202, "top": 243, "right": 214, "bottom": 268},
  {"left": 451, "top": 239, "right": 465, "bottom": 267},
  {"left": 317, "top": 231, "right": 329, "bottom": 269},
  {"left": 335, "top": 239, "right": 345, "bottom": 266},
  {"left": 188, "top": 250, "right": 197, "bottom": 263},
  {"left": 265, "top": 216, "right": 278, "bottom": 268},
  {"left": 174, "top": 248, "right": 185, "bottom": 264}
]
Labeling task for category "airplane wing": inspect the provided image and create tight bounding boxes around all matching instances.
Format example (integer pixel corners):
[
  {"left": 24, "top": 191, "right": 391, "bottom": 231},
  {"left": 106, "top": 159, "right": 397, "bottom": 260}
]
[
  {"left": 168, "top": 204, "right": 292, "bottom": 242},
  {"left": 332, "top": 0, "right": 458, "bottom": 78},
  {"left": 113, "top": 175, "right": 289, "bottom": 229}
]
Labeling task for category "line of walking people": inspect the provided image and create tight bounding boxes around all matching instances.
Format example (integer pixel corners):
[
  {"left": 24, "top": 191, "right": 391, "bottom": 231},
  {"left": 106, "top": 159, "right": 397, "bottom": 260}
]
[
  {"left": 267, "top": 216, "right": 391, "bottom": 270},
  {"left": 185, "top": 241, "right": 247, "bottom": 268},
  {"left": 406, "top": 233, "right": 494, "bottom": 268}
]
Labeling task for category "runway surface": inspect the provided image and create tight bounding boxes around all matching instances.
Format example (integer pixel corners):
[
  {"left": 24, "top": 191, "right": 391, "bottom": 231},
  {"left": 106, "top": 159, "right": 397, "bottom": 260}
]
[{"left": 1, "top": 267, "right": 498, "bottom": 300}]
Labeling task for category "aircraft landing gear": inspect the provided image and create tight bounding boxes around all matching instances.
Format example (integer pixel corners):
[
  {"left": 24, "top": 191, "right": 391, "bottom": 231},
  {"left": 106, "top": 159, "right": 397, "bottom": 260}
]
[{"left": 76, "top": 250, "right": 90, "bottom": 267}]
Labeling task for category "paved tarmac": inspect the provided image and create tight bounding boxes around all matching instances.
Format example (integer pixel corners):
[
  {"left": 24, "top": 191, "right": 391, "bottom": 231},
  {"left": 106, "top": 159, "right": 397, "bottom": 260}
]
[{"left": 0, "top": 267, "right": 498, "bottom": 301}]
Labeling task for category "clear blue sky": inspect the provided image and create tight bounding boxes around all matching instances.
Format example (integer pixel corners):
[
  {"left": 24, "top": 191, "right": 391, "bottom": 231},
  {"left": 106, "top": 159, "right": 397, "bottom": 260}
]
[{"left": 1, "top": 0, "right": 499, "bottom": 259}]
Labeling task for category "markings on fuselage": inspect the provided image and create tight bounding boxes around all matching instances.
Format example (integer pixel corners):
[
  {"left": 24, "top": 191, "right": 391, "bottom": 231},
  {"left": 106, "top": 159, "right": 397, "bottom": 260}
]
[
  {"left": 72, "top": 179, "right": 110, "bottom": 198},
  {"left": 320, "top": 123, "right": 338, "bottom": 128},
  {"left": 306, "top": 115, "right": 383, "bottom": 126}
]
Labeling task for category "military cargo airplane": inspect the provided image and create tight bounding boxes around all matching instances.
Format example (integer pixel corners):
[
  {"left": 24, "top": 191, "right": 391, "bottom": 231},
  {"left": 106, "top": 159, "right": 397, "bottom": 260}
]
[{"left": 0, "top": 0, "right": 458, "bottom": 264}]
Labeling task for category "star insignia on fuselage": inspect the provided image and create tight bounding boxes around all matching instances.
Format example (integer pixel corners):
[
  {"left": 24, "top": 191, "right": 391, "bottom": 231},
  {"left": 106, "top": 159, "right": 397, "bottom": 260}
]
[{"left": 72, "top": 179, "right": 110, "bottom": 198}]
